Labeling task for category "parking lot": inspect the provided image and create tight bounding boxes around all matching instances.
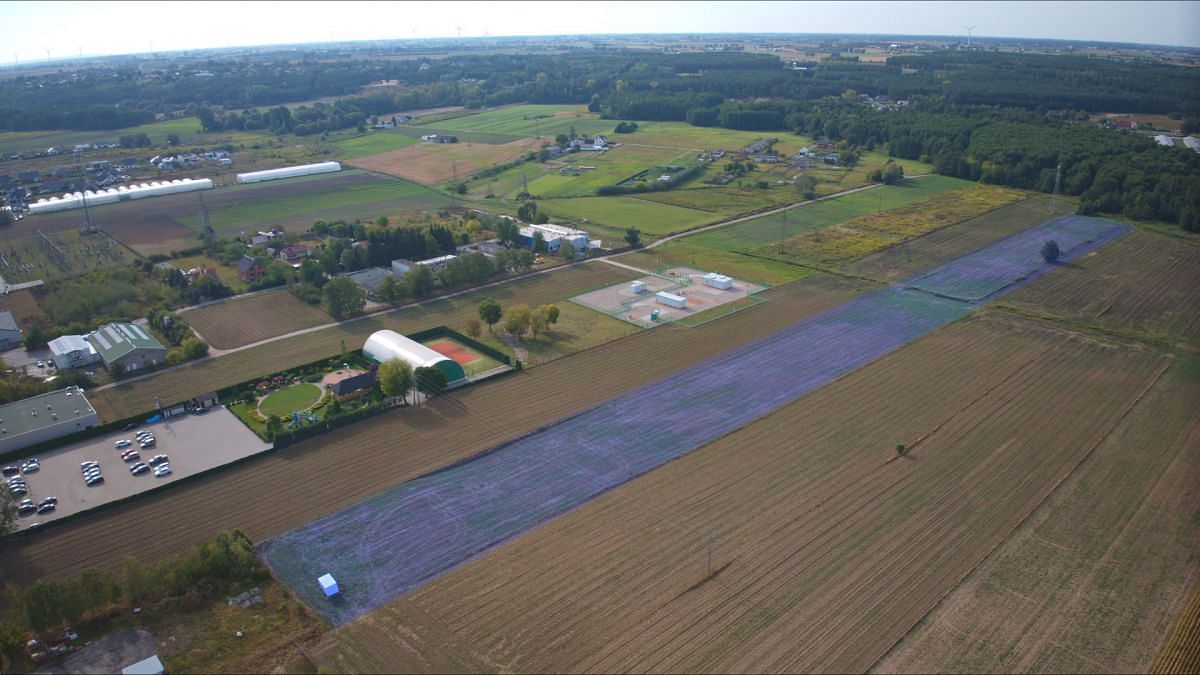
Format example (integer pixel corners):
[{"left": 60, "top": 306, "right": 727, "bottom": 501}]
[{"left": 5, "top": 407, "right": 272, "bottom": 530}]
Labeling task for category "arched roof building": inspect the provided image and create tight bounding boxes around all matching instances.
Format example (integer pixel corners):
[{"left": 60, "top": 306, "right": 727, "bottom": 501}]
[{"left": 362, "top": 330, "right": 466, "bottom": 383}]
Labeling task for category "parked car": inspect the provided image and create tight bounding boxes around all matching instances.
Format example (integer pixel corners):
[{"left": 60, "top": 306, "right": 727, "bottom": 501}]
[
  {"left": 84, "top": 475, "right": 103, "bottom": 486},
  {"left": 38, "top": 496, "right": 57, "bottom": 507},
  {"left": 115, "top": 439, "right": 132, "bottom": 449},
  {"left": 1, "top": 466, "right": 19, "bottom": 477},
  {"left": 36, "top": 502, "right": 55, "bottom": 514},
  {"left": 122, "top": 422, "right": 139, "bottom": 431},
  {"left": 148, "top": 454, "right": 169, "bottom": 466},
  {"left": 80, "top": 461, "right": 99, "bottom": 470},
  {"left": 135, "top": 430, "right": 153, "bottom": 439},
  {"left": 153, "top": 464, "right": 172, "bottom": 477},
  {"left": 18, "top": 501, "right": 36, "bottom": 516},
  {"left": 139, "top": 439, "right": 156, "bottom": 449},
  {"left": 10, "top": 484, "right": 28, "bottom": 496},
  {"left": 21, "top": 459, "right": 40, "bottom": 473},
  {"left": 129, "top": 463, "right": 150, "bottom": 475}
]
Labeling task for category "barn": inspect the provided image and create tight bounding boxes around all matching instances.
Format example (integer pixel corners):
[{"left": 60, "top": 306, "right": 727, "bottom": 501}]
[{"left": 362, "top": 330, "right": 466, "bottom": 383}]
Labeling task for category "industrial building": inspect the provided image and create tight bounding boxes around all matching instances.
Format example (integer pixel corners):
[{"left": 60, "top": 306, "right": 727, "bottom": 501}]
[
  {"left": 703, "top": 272, "right": 734, "bottom": 290},
  {"left": 86, "top": 323, "right": 167, "bottom": 373},
  {"left": 518, "top": 223, "right": 592, "bottom": 254},
  {"left": 47, "top": 334, "right": 102, "bottom": 370},
  {"left": 344, "top": 267, "right": 394, "bottom": 299},
  {"left": 235, "top": 161, "right": 342, "bottom": 184},
  {"left": 363, "top": 330, "right": 466, "bottom": 383},
  {"left": 656, "top": 291, "right": 687, "bottom": 309},
  {"left": 28, "top": 178, "right": 213, "bottom": 215},
  {"left": 0, "top": 310, "right": 22, "bottom": 349},
  {"left": 391, "top": 254, "right": 458, "bottom": 277},
  {"left": 0, "top": 386, "right": 98, "bottom": 455}
]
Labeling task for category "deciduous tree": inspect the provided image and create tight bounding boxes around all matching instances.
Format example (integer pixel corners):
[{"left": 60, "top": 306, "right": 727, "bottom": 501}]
[
  {"left": 377, "top": 358, "right": 414, "bottom": 405},
  {"left": 478, "top": 299, "right": 502, "bottom": 331}
]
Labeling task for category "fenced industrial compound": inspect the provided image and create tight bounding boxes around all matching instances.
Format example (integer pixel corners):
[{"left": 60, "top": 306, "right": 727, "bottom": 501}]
[
  {"left": 0, "top": 229, "right": 130, "bottom": 284},
  {"left": 570, "top": 266, "right": 768, "bottom": 328},
  {"left": 261, "top": 214, "right": 1129, "bottom": 626}
]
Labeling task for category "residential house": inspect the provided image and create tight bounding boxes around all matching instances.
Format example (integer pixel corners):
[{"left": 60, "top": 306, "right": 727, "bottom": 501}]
[
  {"left": 279, "top": 245, "right": 311, "bottom": 266},
  {"left": 236, "top": 255, "right": 266, "bottom": 283},
  {"left": 87, "top": 160, "right": 110, "bottom": 172},
  {"left": 823, "top": 153, "right": 840, "bottom": 165},
  {"left": 17, "top": 170, "right": 40, "bottom": 184},
  {"left": 321, "top": 368, "right": 377, "bottom": 401},
  {"left": 118, "top": 158, "right": 140, "bottom": 171}
]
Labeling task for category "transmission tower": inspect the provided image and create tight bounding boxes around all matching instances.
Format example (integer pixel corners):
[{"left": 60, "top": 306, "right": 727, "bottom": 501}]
[
  {"left": 1050, "top": 162, "right": 1063, "bottom": 216},
  {"left": 198, "top": 191, "right": 214, "bottom": 237},
  {"left": 75, "top": 150, "right": 96, "bottom": 234},
  {"left": 964, "top": 25, "right": 976, "bottom": 48},
  {"left": 778, "top": 207, "right": 788, "bottom": 255}
]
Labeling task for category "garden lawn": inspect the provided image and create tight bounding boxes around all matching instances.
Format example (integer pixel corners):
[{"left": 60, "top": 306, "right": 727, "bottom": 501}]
[{"left": 259, "top": 383, "right": 324, "bottom": 417}]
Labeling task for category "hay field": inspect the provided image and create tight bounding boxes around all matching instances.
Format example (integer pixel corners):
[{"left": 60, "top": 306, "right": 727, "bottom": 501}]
[
  {"left": 312, "top": 310, "right": 1174, "bottom": 673},
  {"left": 538, "top": 196, "right": 720, "bottom": 238},
  {"left": 184, "top": 289, "right": 334, "bottom": 350},
  {"left": 348, "top": 138, "right": 542, "bottom": 185}
]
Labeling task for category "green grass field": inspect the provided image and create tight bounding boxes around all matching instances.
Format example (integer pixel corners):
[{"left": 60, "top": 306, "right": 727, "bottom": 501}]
[
  {"left": 619, "top": 123, "right": 813, "bottom": 153},
  {"left": 525, "top": 145, "right": 696, "bottom": 198},
  {"left": 258, "top": 383, "right": 324, "bottom": 417},
  {"left": 179, "top": 176, "right": 451, "bottom": 236},
  {"left": 689, "top": 175, "right": 972, "bottom": 252},
  {"left": 333, "top": 132, "right": 419, "bottom": 159},
  {"left": 634, "top": 185, "right": 806, "bottom": 216},
  {"left": 538, "top": 196, "right": 720, "bottom": 238},
  {"left": 0, "top": 117, "right": 205, "bottom": 156},
  {"left": 421, "top": 104, "right": 614, "bottom": 139},
  {"left": 621, "top": 240, "right": 819, "bottom": 287},
  {"left": 388, "top": 125, "right": 524, "bottom": 145}
]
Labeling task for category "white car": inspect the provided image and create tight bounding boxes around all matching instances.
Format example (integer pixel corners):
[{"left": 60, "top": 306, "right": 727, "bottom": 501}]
[
  {"left": 115, "top": 439, "right": 132, "bottom": 449},
  {"left": 153, "top": 464, "right": 172, "bottom": 478},
  {"left": 21, "top": 459, "right": 40, "bottom": 473}
]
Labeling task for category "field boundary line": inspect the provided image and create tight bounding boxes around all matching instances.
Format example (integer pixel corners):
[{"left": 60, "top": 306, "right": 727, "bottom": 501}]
[{"left": 867, "top": 355, "right": 1174, "bottom": 673}]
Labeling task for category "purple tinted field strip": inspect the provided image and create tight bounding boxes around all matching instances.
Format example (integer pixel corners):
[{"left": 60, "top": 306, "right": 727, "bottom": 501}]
[{"left": 262, "top": 215, "right": 1126, "bottom": 626}]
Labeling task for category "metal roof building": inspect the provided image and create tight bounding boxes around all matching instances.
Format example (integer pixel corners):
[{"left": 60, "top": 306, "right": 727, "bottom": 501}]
[
  {"left": 0, "top": 310, "right": 21, "bottom": 349},
  {"left": 48, "top": 334, "right": 102, "bottom": 370},
  {"left": 363, "top": 330, "right": 466, "bottom": 383},
  {"left": 236, "top": 161, "right": 341, "bottom": 184},
  {"left": 0, "top": 386, "right": 98, "bottom": 455},
  {"left": 86, "top": 323, "right": 167, "bottom": 373},
  {"left": 28, "top": 178, "right": 213, "bottom": 215}
]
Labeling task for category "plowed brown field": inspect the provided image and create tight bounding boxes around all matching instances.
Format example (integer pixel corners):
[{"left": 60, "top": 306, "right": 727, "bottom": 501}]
[
  {"left": 1000, "top": 230, "right": 1200, "bottom": 347},
  {"left": 183, "top": 289, "right": 334, "bottom": 350},
  {"left": 89, "top": 261, "right": 640, "bottom": 420},
  {"left": 0, "top": 274, "right": 870, "bottom": 586},
  {"left": 876, "top": 350, "right": 1200, "bottom": 673},
  {"left": 1153, "top": 578, "right": 1200, "bottom": 674},
  {"left": 0, "top": 287, "right": 49, "bottom": 329},
  {"left": 348, "top": 138, "right": 542, "bottom": 185},
  {"left": 310, "top": 311, "right": 1171, "bottom": 673}
]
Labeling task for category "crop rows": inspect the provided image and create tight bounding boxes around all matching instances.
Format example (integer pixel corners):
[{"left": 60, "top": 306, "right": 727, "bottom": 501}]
[
  {"left": 185, "top": 289, "right": 334, "bottom": 350},
  {"left": 313, "top": 311, "right": 1169, "bottom": 673},
  {"left": 906, "top": 214, "right": 1127, "bottom": 302},
  {"left": 263, "top": 215, "right": 1128, "bottom": 626}
]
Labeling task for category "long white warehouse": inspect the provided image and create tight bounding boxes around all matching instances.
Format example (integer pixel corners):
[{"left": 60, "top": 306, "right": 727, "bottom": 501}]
[
  {"left": 28, "top": 178, "right": 213, "bottom": 215},
  {"left": 236, "top": 161, "right": 342, "bottom": 184}
]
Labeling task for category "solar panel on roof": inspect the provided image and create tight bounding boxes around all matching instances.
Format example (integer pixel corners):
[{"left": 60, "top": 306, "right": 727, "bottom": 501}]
[{"left": 92, "top": 332, "right": 111, "bottom": 350}]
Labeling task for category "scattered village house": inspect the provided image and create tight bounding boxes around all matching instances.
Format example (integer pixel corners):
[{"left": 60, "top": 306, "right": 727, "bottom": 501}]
[
  {"left": 279, "top": 245, "right": 311, "bottom": 267},
  {"left": 518, "top": 223, "right": 591, "bottom": 254},
  {"left": 344, "top": 267, "right": 394, "bottom": 300},
  {"left": 85, "top": 323, "right": 167, "bottom": 373},
  {"left": 237, "top": 255, "right": 266, "bottom": 283},
  {"left": 391, "top": 254, "right": 457, "bottom": 276},
  {"left": 322, "top": 368, "right": 377, "bottom": 401}
]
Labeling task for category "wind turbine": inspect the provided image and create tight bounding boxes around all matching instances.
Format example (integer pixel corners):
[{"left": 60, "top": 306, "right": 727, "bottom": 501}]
[{"left": 964, "top": 25, "right": 976, "bottom": 48}]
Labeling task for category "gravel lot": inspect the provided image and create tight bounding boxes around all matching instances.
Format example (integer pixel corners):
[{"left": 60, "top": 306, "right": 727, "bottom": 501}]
[{"left": 7, "top": 407, "right": 271, "bottom": 530}]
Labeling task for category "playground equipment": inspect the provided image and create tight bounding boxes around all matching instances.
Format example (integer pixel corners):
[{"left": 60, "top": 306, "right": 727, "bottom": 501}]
[{"left": 288, "top": 410, "right": 320, "bottom": 430}]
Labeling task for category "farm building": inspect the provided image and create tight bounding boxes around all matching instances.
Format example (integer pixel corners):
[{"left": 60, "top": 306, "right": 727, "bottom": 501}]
[
  {"left": 1154, "top": 135, "right": 1176, "bottom": 147},
  {"left": 86, "top": 323, "right": 167, "bottom": 373},
  {"left": 518, "top": 223, "right": 591, "bottom": 253},
  {"left": 363, "top": 330, "right": 466, "bottom": 383},
  {"left": 656, "top": 291, "right": 687, "bottom": 309},
  {"left": 47, "top": 334, "right": 102, "bottom": 370},
  {"left": 391, "top": 254, "right": 457, "bottom": 276},
  {"left": 0, "top": 310, "right": 22, "bottom": 349},
  {"left": 1184, "top": 136, "right": 1200, "bottom": 152},
  {"left": 703, "top": 272, "right": 733, "bottom": 290},
  {"left": 0, "top": 386, "right": 98, "bottom": 455},
  {"left": 344, "top": 267, "right": 395, "bottom": 300},
  {"left": 237, "top": 255, "right": 266, "bottom": 283},
  {"left": 235, "top": 161, "right": 341, "bottom": 184},
  {"left": 630, "top": 280, "right": 648, "bottom": 294},
  {"left": 27, "top": 178, "right": 214, "bottom": 215}
]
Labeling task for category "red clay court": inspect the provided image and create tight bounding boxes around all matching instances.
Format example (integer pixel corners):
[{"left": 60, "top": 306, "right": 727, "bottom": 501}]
[{"left": 425, "top": 339, "right": 482, "bottom": 365}]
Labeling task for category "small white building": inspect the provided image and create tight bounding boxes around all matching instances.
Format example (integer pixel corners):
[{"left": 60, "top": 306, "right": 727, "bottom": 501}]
[
  {"left": 656, "top": 291, "right": 687, "bottom": 309},
  {"left": 48, "top": 334, "right": 102, "bottom": 370},
  {"left": 1154, "top": 134, "right": 1176, "bottom": 147},
  {"left": 318, "top": 573, "right": 340, "bottom": 598},
  {"left": 1183, "top": 136, "right": 1200, "bottom": 152},
  {"left": 520, "top": 223, "right": 591, "bottom": 253},
  {"left": 702, "top": 272, "right": 733, "bottom": 290},
  {"left": 630, "top": 280, "right": 647, "bottom": 294}
]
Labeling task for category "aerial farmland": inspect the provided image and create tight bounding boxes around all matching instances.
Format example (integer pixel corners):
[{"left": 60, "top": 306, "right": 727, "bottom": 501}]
[{"left": 0, "top": 22, "right": 1198, "bottom": 675}]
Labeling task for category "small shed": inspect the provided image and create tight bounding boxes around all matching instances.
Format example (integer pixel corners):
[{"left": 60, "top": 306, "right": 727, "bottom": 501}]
[
  {"left": 630, "top": 280, "right": 647, "bottom": 294},
  {"left": 656, "top": 291, "right": 687, "bottom": 309},
  {"left": 703, "top": 272, "right": 733, "bottom": 290},
  {"left": 318, "top": 573, "right": 340, "bottom": 598}
]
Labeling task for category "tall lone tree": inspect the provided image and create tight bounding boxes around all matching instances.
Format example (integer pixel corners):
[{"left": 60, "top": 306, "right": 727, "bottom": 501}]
[
  {"left": 378, "top": 357, "right": 415, "bottom": 405},
  {"left": 1041, "top": 239, "right": 1061, "bottom": 263},
  {"left": 478, "top": 299, "right": 502, "bottom": 332}
]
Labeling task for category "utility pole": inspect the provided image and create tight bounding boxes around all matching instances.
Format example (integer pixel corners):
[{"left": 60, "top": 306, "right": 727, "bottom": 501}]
[
  {"left": 707, "top": 534, "right": 714, "bottom": 578},
  {"left": 1050, "top": 162, "right": 1063, "bottom": 216},
  {"left": 964, "top": 25, "right": 976, "bottom": 48},
  {"left": 198, "top": 191, "right": 213, "bottom": 237},
  {"left": 76, "top": 150, "right": 95, "bottom": 234},
  {"left": 778, "top": 207, "right": 787, "bottom": 254}
]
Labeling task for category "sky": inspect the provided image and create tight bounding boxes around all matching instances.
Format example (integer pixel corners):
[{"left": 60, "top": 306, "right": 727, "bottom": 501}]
[{"left": 0, "top": 0, "right": 1197, "bottom": 63}]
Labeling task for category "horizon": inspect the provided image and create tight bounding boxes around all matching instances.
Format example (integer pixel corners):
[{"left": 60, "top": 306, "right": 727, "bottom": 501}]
[{"left": 0, "top": 1, "right": 1197, "bottom": 65}]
